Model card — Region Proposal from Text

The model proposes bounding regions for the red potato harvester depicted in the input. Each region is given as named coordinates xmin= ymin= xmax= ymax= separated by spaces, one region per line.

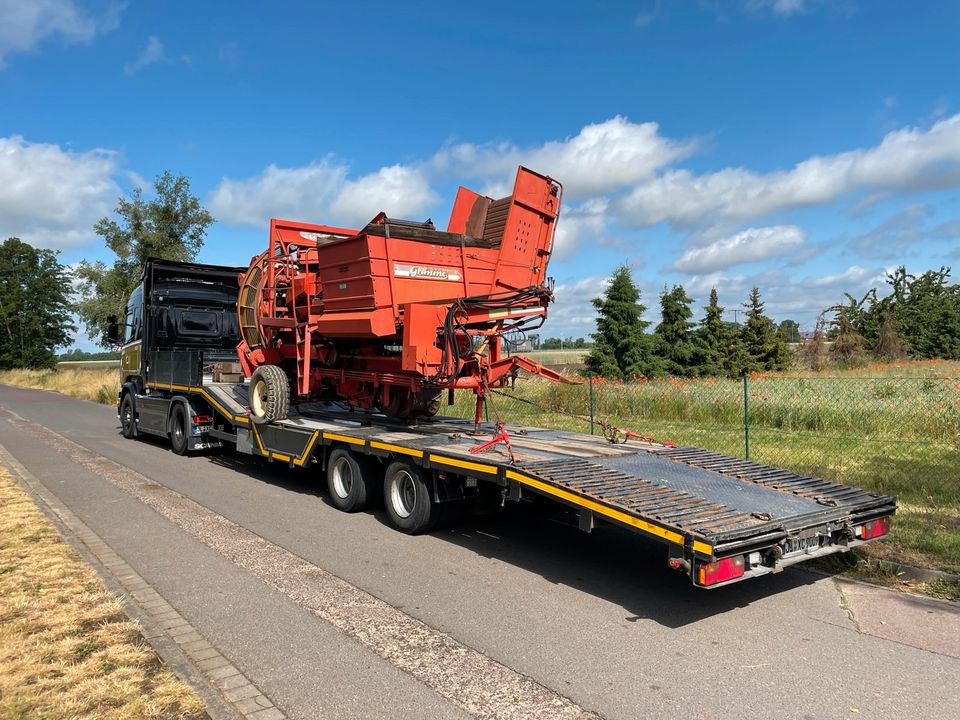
xmin=236 ymin=165 xmax=576 ymax=424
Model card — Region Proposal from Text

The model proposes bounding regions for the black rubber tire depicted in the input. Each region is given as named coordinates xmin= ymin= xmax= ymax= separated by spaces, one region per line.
xmin=412 ymin=390 xmax=442 ymax=418
xmin=249 ymin=365 xmax=290 ymax=424
xmin=120 ymin=394 xmax=137 ymax=439
xmin=326 ymin=447 xmax=376 ymax=512
xmin=382 ymin=460 xmax=437 ymax=533
xmin=169 ymin=404 xmax=189 ymax=456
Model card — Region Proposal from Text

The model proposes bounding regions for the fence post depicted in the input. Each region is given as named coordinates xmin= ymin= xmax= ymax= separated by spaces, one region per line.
xmin=588 ymin=372 xmax=595 ymax=435
xmin=742 ymin=372 xmax=750 ymax=460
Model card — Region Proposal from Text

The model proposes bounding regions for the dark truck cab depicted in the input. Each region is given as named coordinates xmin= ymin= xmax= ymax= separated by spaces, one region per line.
xmin=115 ymin=258 xmax=246 ymax=453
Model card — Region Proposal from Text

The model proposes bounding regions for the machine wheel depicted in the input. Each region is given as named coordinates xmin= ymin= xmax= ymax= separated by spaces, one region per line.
xmin=169 ymin=404 xmax=189 ymax=456
xmin=412 ymin=390 xmax=442 ymax=418
xmin=250 ymin=365 xmax=289 ymax=423
xmin=326 ymin=447 xmax=377 ymax=512
xmin=380 ymin=386 xmax=413 ymax=419
xmin=383 ymin=460 xmax=437 ymax=533
xmin=120 ymin=394 xmax=137 ymax=439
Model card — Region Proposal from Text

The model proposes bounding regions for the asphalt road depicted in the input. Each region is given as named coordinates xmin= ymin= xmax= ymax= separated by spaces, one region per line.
xmin=1 ymin=383 xmax=957 ymax=720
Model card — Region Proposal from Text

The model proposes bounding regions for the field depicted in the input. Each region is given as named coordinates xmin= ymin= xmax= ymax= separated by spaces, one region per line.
xmin=1 ymin=361 xmax=957 ymax=574
xmin=0 ymin=467 xmax=205 ymax=720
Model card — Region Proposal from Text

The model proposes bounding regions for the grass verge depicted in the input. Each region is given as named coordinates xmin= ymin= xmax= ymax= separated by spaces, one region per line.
xmin=0 ymin=368 xmax=119 ymax=405
xmin=0 ymin=467 xmax=207 ymax=720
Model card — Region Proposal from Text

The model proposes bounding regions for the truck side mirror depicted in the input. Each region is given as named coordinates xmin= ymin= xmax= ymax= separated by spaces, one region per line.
xmin=106 ymin=315 xmax=120 ymax=345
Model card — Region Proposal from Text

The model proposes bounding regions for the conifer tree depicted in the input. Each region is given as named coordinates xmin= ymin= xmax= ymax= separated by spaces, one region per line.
xmin=740 ymin=287 xmax=790 ymax=371
xmin=696 ymin=288 xmax=729 ymax=376
xmin=654 ymin=285 xmax=696 ymax=376
xmin=585 ymin=265 xmax=660 ymax=379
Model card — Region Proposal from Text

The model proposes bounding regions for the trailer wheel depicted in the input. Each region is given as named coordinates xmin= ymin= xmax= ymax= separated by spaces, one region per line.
xmin=169 ymin=405 xmax=189 ymax=456
xmin=383 ymin=460 xmax=437 ymax=533
xmin=120 ymin=394 xmax=137 ymax=439
xmin=250 ymin=365 xmax=289 ymax=423
xmin=326 ymin=447 xmax=375 ymax=512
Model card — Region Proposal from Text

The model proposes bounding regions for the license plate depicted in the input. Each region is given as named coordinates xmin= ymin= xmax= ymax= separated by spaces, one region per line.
xmin=782 ymin=536 xmax=821 ymax=556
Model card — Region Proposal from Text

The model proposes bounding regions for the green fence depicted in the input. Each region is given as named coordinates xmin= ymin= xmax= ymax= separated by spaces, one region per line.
xmin=446 ymin=373 xmax=960 ymax=518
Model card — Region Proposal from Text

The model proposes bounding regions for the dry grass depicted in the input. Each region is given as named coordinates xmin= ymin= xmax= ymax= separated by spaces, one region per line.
xmin=0 ymin=368 xmax=119 ymax=405
xmin=0 ymin=468 xmax=207 ymax=720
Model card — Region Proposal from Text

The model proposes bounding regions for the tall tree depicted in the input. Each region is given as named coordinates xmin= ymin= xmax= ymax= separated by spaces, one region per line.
xmin=585 ymin=264 xmax=660 ymax=379
xmin=0 ymin=238 xmax=75 ymax=369
xmin=654 ymin=284 xmax=696 ymax=376
xmin=740 ymin=287 xmax=790 ymax=371
xmin=778 ymin=319 xmax=801 ymax=343
xmin=696 ymin=288 xmax=730 ymax=376
xmin=75 ymin=172 xmax=214 ymax=346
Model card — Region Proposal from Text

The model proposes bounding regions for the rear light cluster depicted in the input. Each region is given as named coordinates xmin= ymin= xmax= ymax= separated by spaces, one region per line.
xmin=855 ymin=516 xmax=891 ymax=540
xmin=192 ymin=415 xmax=213 ymax=425
xmin=697 ymin=555 xmax=745 ymax=586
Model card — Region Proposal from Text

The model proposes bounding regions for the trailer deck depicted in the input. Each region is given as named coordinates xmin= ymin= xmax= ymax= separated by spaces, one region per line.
xmin=154 ymin=378 xmax=898 ymax=587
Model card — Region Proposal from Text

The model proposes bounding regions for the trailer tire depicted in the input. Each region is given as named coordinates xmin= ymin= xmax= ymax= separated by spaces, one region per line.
xmin=383 ymin=460 xmax=437 ymax=533
xmin=250 ymin=365 xmax=289 ymax=423
xmin=169 ymin=404 xmax=189 ymax=456
xmin=120 ymin=394 xmax=137 ymax=439
xmin=326 ymin=447 xmax=375 ymax=512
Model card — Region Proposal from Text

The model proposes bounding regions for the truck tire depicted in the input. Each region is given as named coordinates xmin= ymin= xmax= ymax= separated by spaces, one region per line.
xmin=120 ymin=394 xmax=137 ymax=439
xmin=169 ymin=404 xmax=189 ymax=455
xmin=383 ymin=460 xmax=437 ymax=533
xmin=250 ymin=365 xmax=289 ymax=423
xmin=326 ymin=447 xmax=375 ymax=512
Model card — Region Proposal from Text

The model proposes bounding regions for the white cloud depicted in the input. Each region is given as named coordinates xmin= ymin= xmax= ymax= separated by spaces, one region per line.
xmin=124 ymin=35 xmax=164 ymax=74
xmin=618 ymin=114 xmax=960 ymax=229
xmin=634 ymin=0 xmax=661 ymax=27
xmin=670 ymin=225 xmax=805 ymax=272
xmin=433 ymin=116 xmax=697 ymax=198
xmin=0 ymin=0 xmax=122 ymax=68
xmin=208 ymin=160 xmax=435 ymax=228
xmin=551 ymin=198 xmax=610 ymax=260
xmin=124 ymin=35 xmax=189 ymax=74
xmin=330 ymin=165 xmax=436 ymax=225
xmin=748 ymin=0 xmax=808 ymax=15
xmin=0 ymin=135 xmax=120 ymax=249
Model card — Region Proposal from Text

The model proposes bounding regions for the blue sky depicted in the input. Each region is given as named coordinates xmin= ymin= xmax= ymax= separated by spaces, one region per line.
xmin=2 ymin=0 xmax=959 ymax=349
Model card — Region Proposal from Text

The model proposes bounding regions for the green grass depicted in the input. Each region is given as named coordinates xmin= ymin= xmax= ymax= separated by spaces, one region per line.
xmin=451 ymin=361 xmax=960 ymax=574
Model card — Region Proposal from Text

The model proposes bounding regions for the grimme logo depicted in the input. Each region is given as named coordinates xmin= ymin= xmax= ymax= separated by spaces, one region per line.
xmin=394 ymin=263 xmax=462 ymax=282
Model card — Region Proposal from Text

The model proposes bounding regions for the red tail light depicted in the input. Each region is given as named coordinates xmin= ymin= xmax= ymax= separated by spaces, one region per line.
xmin=856 ymin=517 xmax=891 ymax=540
xmin=697 ymin=555 xmax=745 ymax=586
xmin=192 ymin=415 xmax=212 ymax=424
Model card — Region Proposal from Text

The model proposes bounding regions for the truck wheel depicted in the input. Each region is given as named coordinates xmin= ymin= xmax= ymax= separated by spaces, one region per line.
xmin=383 ymin=460 xmax=437 ymax=533
xmin=250 ymin=365 xmax=289 ymax=423
xmin=326 ymin=447 xmax=375 ymax=512
xmin=169 ymin=405 xmax=189 ymax=456
xmin=120 ymin=394 xmax=137 ymax=439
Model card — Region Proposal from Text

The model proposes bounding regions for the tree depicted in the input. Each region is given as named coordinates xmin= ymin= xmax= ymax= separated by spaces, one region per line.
xmin=654 ymin=284 xmax=696 ymax=376
xmin=585 ymin=264 xmax=660 ymax=379
xmin=829 ymin=304 xmax=867 ymax=365
xmin=75 ymin=172 xmax=214 ymax=345
xmin=778 ymin=319 xmax=801 ymax=343
xmin=0 ymin=238 xmax=75 ymax=369
xmin=740 ymin=288 xmax=790 ymax=372
xmin=696 ymin=288 xmax=730 ymax=376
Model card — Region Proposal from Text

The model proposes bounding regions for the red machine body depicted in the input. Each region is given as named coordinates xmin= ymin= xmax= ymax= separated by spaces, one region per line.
xmin=237 ymin=166 xmax=573 ymax=421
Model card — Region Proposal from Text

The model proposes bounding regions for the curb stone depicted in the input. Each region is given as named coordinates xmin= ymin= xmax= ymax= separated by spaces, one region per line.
xmin=0 ymin=442 xmax=287 ymax=720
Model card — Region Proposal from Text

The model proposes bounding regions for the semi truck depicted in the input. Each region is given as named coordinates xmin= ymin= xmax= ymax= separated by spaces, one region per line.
xmin=110 ymin=255 xmax=896 ymax=589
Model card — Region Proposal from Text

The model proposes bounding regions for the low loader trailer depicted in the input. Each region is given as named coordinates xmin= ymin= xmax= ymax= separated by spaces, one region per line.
xmin=112 ymin=257 xmax=896 ymax=589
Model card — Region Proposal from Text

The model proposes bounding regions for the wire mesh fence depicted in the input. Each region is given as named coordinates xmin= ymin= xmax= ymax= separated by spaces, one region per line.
xmin=446 ymin=372 xmax=960 ymax=507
